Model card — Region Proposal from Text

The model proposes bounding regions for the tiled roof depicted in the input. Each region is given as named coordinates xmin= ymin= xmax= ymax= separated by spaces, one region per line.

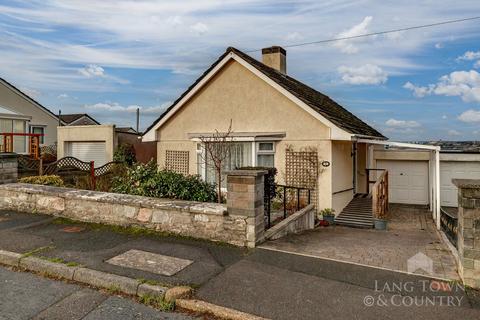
xmin=420 ymin=141 xmax=480 ymax=153
xmin=144 ymin=47 xmax=386 ymax=139
xmin=60 ymin=113 xmax=99 ymax=125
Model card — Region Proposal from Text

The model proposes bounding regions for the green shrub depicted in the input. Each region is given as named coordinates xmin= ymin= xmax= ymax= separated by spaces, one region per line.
xmin=111 ymin=161 xmax=217 ymax=202
xmin=114 ymin=143 xmax=136 ymax=165
xmin=19 ymin=175 xmax=64 ymax=187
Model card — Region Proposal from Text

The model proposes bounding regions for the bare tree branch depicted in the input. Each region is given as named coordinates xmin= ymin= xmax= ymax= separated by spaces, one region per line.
xmin=198 ymin=119 xmax=233 ymax=203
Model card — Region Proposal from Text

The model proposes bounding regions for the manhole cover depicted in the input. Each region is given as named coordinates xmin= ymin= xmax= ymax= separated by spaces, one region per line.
xmin=61 ymin=226 xmax=85 ymax=233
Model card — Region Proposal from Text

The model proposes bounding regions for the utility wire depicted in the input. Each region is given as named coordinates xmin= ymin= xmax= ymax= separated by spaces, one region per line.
xmin=245 ymin=16 xmax=480 ymax=52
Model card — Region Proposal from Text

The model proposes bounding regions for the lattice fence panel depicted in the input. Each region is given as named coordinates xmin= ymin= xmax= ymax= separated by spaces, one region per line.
xmin=285 ymin=151 xmax=319 ymax=207
xmin=165 ymin=150 xmax=189 ymax=175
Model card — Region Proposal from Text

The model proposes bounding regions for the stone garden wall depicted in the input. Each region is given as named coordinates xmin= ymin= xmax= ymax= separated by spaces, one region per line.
xmin=0 ymin=183 xmax=251 ymax=247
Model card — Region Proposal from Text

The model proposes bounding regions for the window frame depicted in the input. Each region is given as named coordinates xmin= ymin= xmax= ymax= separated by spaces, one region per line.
xmin=30 ymin=125 xmax=46 ymax=144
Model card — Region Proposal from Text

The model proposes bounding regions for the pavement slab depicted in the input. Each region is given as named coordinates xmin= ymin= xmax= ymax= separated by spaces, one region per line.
xmin=0 ymin=265 xmax=195 ymax=320
xmin=106 ymin=249 xmax=193 ymax=276
xmin=82 ymin=296 xmax=194 ymax=320
xmin=32 ymin=288 xmax=108 ymax=320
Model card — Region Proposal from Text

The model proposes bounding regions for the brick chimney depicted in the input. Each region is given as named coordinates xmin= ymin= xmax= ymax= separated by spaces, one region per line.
xmin=262 ymin=46 xmax=286 ymax=74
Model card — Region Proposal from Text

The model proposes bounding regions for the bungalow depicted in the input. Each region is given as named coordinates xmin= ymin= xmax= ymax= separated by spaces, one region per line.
xmin=143 ymin=46 xmax=442 ymax=228
xmin=0 ymin=77 xmax=100 ymax=154
xmin=0 ymin=77 xmax=59 ymax=152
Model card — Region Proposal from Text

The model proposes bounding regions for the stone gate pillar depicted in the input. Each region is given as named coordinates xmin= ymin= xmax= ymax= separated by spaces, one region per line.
xmin=226 ymin=170 xmax=267 ymax=248
xmin=453 ymin=179 xmax=480 ymax=288
xmin=0 ymin=153 xmax=18 ymax=184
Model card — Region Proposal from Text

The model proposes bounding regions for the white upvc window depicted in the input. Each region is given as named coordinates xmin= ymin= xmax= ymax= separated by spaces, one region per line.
xmin=196 ymin=140 xmax=276 ymax=187
xmin=256 ymin=142 xmax=275 ymax=168
xmin=30 ymin=125 xmax=45 ymax=144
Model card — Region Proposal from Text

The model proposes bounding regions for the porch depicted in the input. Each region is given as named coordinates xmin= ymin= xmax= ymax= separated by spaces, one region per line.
xmin=261 ymin=204 xmax=459 ymax=280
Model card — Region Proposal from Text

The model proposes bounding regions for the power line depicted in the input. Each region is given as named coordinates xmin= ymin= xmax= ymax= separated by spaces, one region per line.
xmin=245 ymin=16 xmax=480 ymax=52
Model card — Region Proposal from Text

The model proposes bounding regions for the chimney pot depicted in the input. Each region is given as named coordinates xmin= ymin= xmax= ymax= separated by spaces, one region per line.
xmin=262 ymin=46 xmax=286 ymax=74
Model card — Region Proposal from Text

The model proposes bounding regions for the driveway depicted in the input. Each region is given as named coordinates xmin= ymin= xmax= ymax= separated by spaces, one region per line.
xmin=260 ymin=204 xmax=459 ymax=280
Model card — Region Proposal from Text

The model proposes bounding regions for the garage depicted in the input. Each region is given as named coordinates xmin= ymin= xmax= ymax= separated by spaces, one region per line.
xmin=440 ymin=161 xmax=480 ymax=207
xmin=65 ymin=141 xmax=107 ymax=166
xmin=377 ymin=160 xmax=429 ymax=205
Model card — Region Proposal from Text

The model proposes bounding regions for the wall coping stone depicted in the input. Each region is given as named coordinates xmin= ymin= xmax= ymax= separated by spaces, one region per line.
xmin=0 ymin=153 xmax=18 ymax=159
xmin=263 ymin=204 xmax=315 ymax=240
xmin=0 ymin=183 xmax=227 ymax=215
xmin=453 ymin=179 xmax=480 ymax=189
xmin=225 ymin=170 xmax=267 ymax=177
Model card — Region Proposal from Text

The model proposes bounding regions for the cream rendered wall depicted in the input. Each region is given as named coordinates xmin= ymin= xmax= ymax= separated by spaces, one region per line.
xmin=57 ymin=125 xmax=117 ymax=161
xmin=356 ymin=143 xmax=368 ymax=194
xmin=0 ymin=82 xmax=58 ymax=146
xmin=156 ymin=60 xmax=334 ymax=209
xmin=331 ymin=140 xmax=354 ymax=215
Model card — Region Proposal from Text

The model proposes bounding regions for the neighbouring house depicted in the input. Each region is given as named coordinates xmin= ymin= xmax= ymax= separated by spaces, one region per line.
xmin=142 ymin=46 xmax=445 ymax=227
xmin=373 ymin=141 xmax=480 ymax=208
xmin=0 ymin=77 xmax=59 ymax=152
xmin=57 ymin=124 xmax=155 ymax=166
xmin=59 ymin=113 xmax=100 ymax=126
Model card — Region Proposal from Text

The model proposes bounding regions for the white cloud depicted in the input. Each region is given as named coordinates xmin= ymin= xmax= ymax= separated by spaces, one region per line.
xmin=85 ymin=102 xmax=170 ymax=114
xmin=385 ymin=118 xmax=421 ymax=128
xmin=190 ymin=22 xmax=208 ymax=35
xmin=338 ymin=64 xmax=387 ymax=85
xmin=78 ymin=64 xmax=105 ymax=78
xmin=441 ymin=115 xmax=447 ymax=119
xmin=457 ymin=51 xmax=480 ymax=61
xmin=458 ymin=109 xmax=480 ymax=123
xmin=333 ymin=16 xmax=373 ymax=54
xmin=448 ymin=129 xmax=461 ymax=136
xmin=435 ymin=43 xmax=444 ymax=49
xmin=404 ymin=70 xmax=480 ymax=102
xmin=403 ymin=82 xmax=434 ymax=98
xmin=57 ymin=93 xmax=69 ymax=99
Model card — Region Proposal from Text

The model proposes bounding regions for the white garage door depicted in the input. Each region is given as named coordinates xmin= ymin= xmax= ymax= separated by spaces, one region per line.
xmin=66 ymin=142 xmax=107 ymax=166
xmin=377 ymin=160 xmax=429 ymax=205
xmin=441 ymin=161 xmax=480 ymax=207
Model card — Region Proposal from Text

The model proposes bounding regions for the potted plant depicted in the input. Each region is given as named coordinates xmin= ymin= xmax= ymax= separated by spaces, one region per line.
xmin=374 ymin=210 xmax=388 ymax=230
xmin=320 ymin=208 xmax=335 ymax=225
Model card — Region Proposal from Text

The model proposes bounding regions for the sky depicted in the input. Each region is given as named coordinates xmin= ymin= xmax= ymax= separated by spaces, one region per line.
xmin=0 ymin=0 xmax=480 ymax=140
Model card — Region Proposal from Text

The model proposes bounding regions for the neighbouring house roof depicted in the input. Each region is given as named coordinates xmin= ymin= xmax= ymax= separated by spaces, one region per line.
xmin=420 ymin=141 xmax=480 ymax=153
xmin=115 ymin=127 xmax=139 ymax=134
xmin=60 ymin=113 xmax=100 ymax=126
xmin=0 ymin=77 xmax=59 ymax=122
xmin=143 ymin=47 xmax=386 ymax=140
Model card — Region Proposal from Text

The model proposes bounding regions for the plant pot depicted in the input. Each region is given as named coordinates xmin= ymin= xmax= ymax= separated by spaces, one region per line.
xmin=374 ymin=218 xmax=387 ymax=230
xmin=323 ymin=215 xmax=335 ymax=225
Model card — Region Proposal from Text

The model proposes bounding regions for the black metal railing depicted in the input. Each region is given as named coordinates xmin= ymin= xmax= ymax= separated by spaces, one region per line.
xmin=440 ymin=207 xmax=458 ymax=248
xmin=265 ymin=184 xmax=312 ymax=229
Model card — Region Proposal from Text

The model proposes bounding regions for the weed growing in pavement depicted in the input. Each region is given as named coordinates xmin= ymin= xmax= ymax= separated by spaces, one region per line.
xmin=37 ymin=256 xmax=82 ymax=267
xmin=139 ymin=294 xmax=175 ymax=311
xmin=137 ymin=278 xmax=165 ymax=286
xmin=22 ymin=246 xmax=55 ymax=258
xmin=106 ymin=285 xmax=122 ymax=294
